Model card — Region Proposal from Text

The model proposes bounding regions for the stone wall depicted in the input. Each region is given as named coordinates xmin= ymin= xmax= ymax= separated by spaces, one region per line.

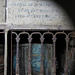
xmin=0 ymin=0 xmax=5 ymax=23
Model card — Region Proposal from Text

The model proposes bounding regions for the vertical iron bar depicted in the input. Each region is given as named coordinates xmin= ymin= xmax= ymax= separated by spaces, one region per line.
xmin=15 ymin=35 xmax=20 ymax=75
xmin=40 ymin=35 xmax=44 ymax=75
xmin=64 ymin=36 xmax=69 ymax=75
xmin=28 ymin=36 xmax=32 ymax=75
xmin=11 ymin=31 xmax=12 ymax=75
xmin=4 ymin=29 xmax=8 ymax=75
xmin=52 ymin=35 xmax=56 ymax=75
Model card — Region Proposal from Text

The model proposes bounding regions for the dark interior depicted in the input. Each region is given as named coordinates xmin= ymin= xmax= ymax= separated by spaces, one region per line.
xmin=0 ymin=33 xmax=4 ymax=75
xmin=56 ymin=34 xmax=66 ymax=75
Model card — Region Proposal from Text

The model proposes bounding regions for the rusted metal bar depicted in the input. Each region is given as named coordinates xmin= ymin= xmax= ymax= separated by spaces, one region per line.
xmin=52 ymin=35 xmax=56 ymax=75
xmin=28 ymin=35 xmax=32 ymax=75
xmin=40 ymin=35 xmax=44 ymax=75
xmin=64 ymin=36 xmax=69 ymax=75
xmin=15 ymin=35 xmax=20 ymax=75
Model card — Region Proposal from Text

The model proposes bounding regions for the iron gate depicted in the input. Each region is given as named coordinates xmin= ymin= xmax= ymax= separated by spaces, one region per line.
xmin=10 ymin=31 xmax=75 ymax=75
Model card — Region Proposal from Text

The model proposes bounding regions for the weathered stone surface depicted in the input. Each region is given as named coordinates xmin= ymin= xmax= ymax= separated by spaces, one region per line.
xmin=0 ymin=0 xmax=5 ymax=23
xmin=7 ymin=0 xmax=74 ymax=30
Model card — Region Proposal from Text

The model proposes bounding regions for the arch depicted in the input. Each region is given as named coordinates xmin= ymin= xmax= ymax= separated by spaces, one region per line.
xmin=55 ymin=32 xmax=67 ymax=38
xmin=31 ymin=32 xmax=42 ymax=37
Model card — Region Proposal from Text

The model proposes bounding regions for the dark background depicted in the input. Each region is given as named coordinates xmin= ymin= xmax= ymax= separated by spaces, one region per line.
xmin=54 ymin=0 xmax=75 ymax=28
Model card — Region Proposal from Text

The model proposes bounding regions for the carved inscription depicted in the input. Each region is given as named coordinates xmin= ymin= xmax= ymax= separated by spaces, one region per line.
xmin=7 ymin=0 xmax=63 ymax=24
xmin=7 ymin=0 xmax=74 ymax=30
xmin=9 ymin=0 xmax=61 ymax=19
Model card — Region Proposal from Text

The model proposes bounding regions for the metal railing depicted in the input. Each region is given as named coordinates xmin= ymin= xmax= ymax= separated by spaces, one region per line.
xmin=10 ymin=31 xmax=75 ymax=75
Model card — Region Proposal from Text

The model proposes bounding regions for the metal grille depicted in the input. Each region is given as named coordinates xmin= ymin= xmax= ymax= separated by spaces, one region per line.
xmin=11 ymin=31 xmax=75 ymax=75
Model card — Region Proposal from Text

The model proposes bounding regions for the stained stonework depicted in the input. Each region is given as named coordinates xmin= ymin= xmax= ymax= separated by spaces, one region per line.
xmin=7 ymin=0 xmax=74 ymax=30
xmin=0 ymin=0 xmax=74 ymax=30
xmin=0 ymin=0 xmax=5 ymax=23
